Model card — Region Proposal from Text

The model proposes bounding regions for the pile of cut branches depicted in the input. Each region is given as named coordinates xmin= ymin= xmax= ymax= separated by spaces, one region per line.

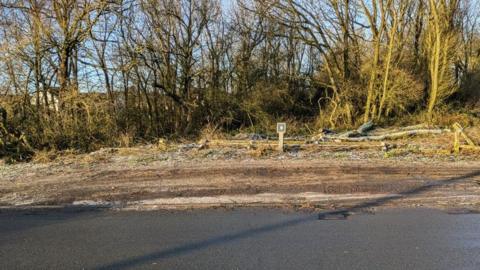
xmin=319 ymin=121 xmax=449 ymax=142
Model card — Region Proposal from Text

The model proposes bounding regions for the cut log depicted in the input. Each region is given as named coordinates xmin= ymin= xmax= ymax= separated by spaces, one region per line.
xmin=357 ymin=120 xmax=375 ymax=134
xmin=397 ymin=124 xmax=429 ymax=131
xmin=336 ymin=121 xmax=375 ymax=138
xmin=338 ymin=130 xmax=360 ymax=138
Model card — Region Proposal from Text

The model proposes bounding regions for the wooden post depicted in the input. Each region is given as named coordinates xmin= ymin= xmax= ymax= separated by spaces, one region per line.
xmin=277 ymin=123 xmax=286 ymax=152
xmin=454 ymin=130 xmax=460 ymax=155
xmin=278 ymin=132 xmax=284 ymax=152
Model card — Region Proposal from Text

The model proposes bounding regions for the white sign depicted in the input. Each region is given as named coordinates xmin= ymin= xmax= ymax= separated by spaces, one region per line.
xmin=277 ymin=123 xmax=286 ymax=133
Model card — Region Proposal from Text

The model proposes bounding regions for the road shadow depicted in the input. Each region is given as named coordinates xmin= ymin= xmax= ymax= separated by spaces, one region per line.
xmin=0 ymin=205 xmax=110 ymax=235
xmin=318 ymin=170 xmax=480 ymax=219
xmin=95 ymin=169 xmax=480 ymax=270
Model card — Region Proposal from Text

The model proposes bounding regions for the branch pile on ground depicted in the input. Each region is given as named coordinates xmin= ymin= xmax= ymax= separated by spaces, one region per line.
xmin=321 ymin=122 xmax=449 ymax=142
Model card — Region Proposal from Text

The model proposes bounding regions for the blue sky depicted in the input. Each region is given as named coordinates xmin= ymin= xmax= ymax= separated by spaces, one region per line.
xmin=221 ymin=0 xmax=233 ymax=9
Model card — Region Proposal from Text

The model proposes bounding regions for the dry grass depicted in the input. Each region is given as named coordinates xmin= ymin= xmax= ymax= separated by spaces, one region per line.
xmin=199 ymin=124 xmax=227 ymax=141
xmin=248 ymin=144 xmax=275 ymax=158
xmin=32 ymin=150 xmax=59 ymax=163
xmin=117 ymin=132 xmax=134 ymax=148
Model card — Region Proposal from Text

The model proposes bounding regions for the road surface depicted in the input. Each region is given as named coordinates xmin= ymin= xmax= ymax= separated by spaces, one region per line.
xmin=1 ymin=208 xmax=480 ymax=270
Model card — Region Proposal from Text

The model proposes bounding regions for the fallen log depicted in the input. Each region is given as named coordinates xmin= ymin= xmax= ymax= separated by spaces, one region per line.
xmin=325 ymin=129 xmax=448 ymax=142
xmin=336 ymin=121 xmax=375 ymax=138
xmin=357 ymin=120 xmax=375 ymax=134
xmin=371 ymin=124 xmax=430 ymax=135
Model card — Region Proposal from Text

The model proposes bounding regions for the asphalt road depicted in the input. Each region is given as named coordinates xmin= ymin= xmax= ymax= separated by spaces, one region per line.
xmin=1 ymin=208 xmax=479 ymax=270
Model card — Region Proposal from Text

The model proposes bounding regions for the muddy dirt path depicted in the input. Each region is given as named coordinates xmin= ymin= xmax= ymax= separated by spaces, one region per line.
xmin=1 ymin=159 xmax=480 ymax=211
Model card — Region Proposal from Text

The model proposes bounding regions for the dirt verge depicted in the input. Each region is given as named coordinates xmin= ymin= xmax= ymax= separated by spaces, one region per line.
xmin=1 ymin=157 xmax=480 ymax=212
